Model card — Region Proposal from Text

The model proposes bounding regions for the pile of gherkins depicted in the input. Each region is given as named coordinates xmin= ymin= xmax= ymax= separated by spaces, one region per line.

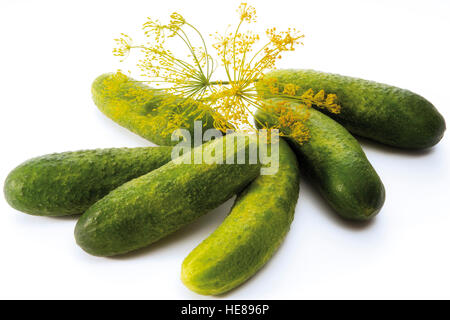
xmin=4 ymin=70 xmax=446 ymax=295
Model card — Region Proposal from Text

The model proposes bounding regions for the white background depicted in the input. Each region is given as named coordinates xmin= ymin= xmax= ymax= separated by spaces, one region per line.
xmin=0 ymin=0 xmax=449 ymax=300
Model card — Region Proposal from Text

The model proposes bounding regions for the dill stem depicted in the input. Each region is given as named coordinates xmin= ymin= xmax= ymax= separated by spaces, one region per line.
xmin=208 ymin=80 xmax=230 ymax=85
xmin=208 ymin=79 xmax=259 ymax=86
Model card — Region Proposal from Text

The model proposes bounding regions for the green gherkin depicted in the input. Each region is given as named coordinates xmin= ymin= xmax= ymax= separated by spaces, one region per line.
xmin=75 ymin=134 xmax=262 ymax=257
xmin=4 ymin=147 xmax=174 ymax=216
xmin=255 ymin=99 xmax=385 ymax=221
xmin=181 ymin=139 xmax=300 ymax=295
xmin=257 ymin=69 xmax=446 ymax=149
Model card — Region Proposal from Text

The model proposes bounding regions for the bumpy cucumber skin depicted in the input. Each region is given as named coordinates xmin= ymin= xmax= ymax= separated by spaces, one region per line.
xmin=92 ymin=73 xmax=216 ymax=146
xmin=257 ymin=69 xmax=446 ymax=149
xmin=75 ymin=135 xmax=262 ymax=257
xmin=4 ymin=147 xmax=173 ymax=216
xmin=256 ymin=100 xmax=385 ymax=220
xmin=181 ymin=140 xmax=300 ymax=295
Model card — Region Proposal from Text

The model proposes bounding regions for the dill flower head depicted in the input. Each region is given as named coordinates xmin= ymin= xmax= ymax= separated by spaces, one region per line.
xmin=238 ymin=2 xmax=257 ymax=23
xmin=111 ymin=2 xmax=340 ymax=144
xmin=113 ymin=34 xmax=134 ymax=61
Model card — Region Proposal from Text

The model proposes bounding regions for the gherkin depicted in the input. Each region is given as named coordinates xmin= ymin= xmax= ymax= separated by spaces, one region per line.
xmin=4 ymin=147 xmax=174 ymax=216
xmin=75 ymin=134 xmax=262 ymax=257
xmin=92 ymin=72 xmax=218 ymax=146
xmin=182 ymin=139 xmax=300 ymax=295
xmin=256 ymin=99 xmax=385 ymax=221
xmin=256 ymin=69 xmax=446 ymax=149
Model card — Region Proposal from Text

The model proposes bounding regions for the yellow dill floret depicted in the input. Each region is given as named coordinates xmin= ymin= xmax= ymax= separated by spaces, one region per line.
xmin=260 ymin=77 xmax=341 ymax=115
xmin=113 ymin=34 xmax=134 ymax=61
xmin=266 ymin=27 xmax=304 ymax=52
xmin=259 ymin=100 xmax=311 ymax=145
xmin=238 ymin=2 xmax=257 ymax=23
xmin=282 ymin=83 xmax=298 ymax=96
xmin=300 ymin=88 xmax=341 ymax=114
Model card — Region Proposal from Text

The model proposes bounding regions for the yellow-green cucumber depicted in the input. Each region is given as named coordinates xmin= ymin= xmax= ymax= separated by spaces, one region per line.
xmin=92 ymin=72 xmax=217 ymax=146
xmin=181 ymin=139 xmax=300 ymax=295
